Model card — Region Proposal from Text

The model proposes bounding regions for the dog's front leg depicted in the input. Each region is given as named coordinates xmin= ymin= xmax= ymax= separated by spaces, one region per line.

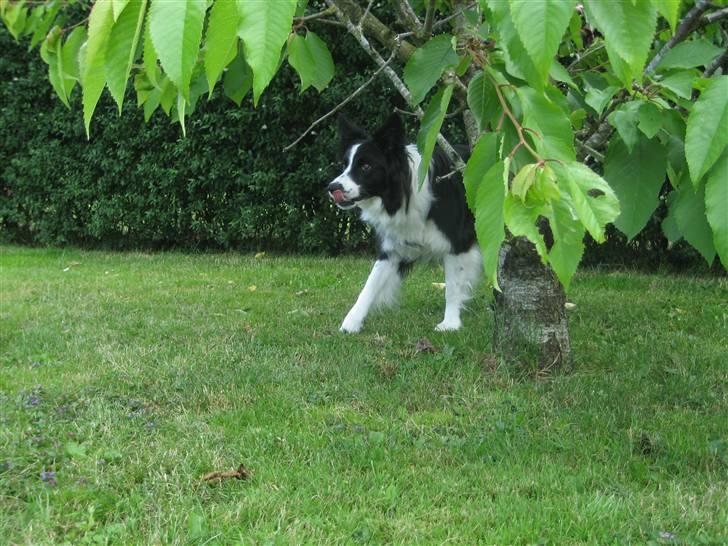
xmin=340 ymin=259 xmax=399 ymax=333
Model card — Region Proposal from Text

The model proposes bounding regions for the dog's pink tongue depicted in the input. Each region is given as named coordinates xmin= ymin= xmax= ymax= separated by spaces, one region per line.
xmin=332 ymin=189 xmax=346 ymax=203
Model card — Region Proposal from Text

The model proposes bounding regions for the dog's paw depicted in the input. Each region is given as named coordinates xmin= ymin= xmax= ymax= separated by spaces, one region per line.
xmin=339 ymin=319 xmax=363 ymax=333
xmin=435 ymin=319 xmax=461 ymax=332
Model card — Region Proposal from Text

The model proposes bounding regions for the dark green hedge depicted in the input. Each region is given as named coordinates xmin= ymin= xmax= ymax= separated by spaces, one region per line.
xmin=0 ymin=27 xmax=706 ymax=268
xmin=0 ymin=27 xmax=406 ymax=253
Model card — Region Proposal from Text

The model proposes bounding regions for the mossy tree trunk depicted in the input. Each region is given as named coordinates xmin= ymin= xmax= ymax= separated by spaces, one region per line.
xmin=493 ymin=236 xmax=571 ymax=372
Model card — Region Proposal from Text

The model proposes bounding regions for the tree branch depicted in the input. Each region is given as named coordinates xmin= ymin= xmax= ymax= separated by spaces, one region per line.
xmin=579 ymin=1 xmax=721 ymax=161
xmin=422 ymin=0 xmax=436 ymax=40
xmin=329 ymin=0 xmax=416 ymax=62
xmin=704 ymin=46 xmax=728 ymax=77
xmin=704 ymin=6 xmax=728 ymax=25
xmin=644 ymin=0 xmax=712 ymax=76
xmin=283 ymin=49 xmax=399 ymax=151
xmin=325 ymin=0 xmax=465 ymax=173
xmin=389 ymin=0 xmax=423 ymax=35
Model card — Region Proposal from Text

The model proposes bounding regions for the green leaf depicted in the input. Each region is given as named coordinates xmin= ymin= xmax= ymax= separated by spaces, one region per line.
xmin=508 ymin=0 xmax=576 ymax=87
xmin=287 ymin=31 xmax=335 ymax=93
xmin=561 ymin=162 xmax=620 ymax=243
xmin=176 ymin=92 xmax=186 ymax=136
xmin=607 ymin=101 xmax=641 ymax=153
xmin=143 ymin=11 xmax=159 ymax=87
xmin=705 ymin=151 xmax=728 ymax=268
xmin=671 ymin=182 xmax=716 ymax=264
xmin=82 ymin=0 xmax=115 ymax=137
xmin=603 ymin=39 xmax=635 ymax=89
xmin=583 ymin=0 xmax=657 ymax=79
xmin=654 ymin=69 xmax=697 ymax=100
xmin=159 ymin=76 xmax=176 ymax=114
xmin=416 ymin=84 xmax=454 ymax=185
xmin=237 ymin=0 xmax=297 ymax=106
xmin=568 ymin=9 xmax=583 ymax=49
xmin=467 ymin=71 xmax=499 ymax=131
xmin=105 ymin=0 xmax=147 ymax=112
xmin=204 ymin=0 xmax=239 ymax=94
xmin=546 ymin=193 xmax=585 ymax=290
xmin=112 ymin=0 xmax=130 ymax=21
xmin=584 ymin=85 xmax=618 ymax=116
xmin=503 ymin=195 xmax=548 ymax=259
xmin=30 ymin=1 xmax=61 ymax=50
xmin=40 ymin=27 xmax=68 ymax=107
xmin=475 ymin=160 xmax=507 ymax=289
xmin=685 ymin=76 xmax=728 ymax=186
xmin=403 ymin=35 xmax=459 ymax=105
xmin=519 ymin=86 xmax=576 ymax=162
xmin=511 ymin=163 xmax=538 ymax=202
xmin=60 ymin=27 xmax=86 ymax=100
xmin=603 ymin=134 xmax=667 ymax=240
xmin=662 ymin=199 xmax=682 ymax=243
xmin=653 ymin=0 xmax=681 ymax=33
xmin=65 ymin=441 xmax=87 ymax=459
xmin=463 ymin=132 xmax=498 ymax=211
xmin=149 ymin=0 xmax=206 ymax=101
xmin=223 ymin=51 xmax=252 ymax=106
xmin=529 ymin=164 xmax=561 ymax=204
xmin=486 ymin=0 xmax=543 ymax=90
xmin=656 ymin=39 xmax=724 ymax=71
xmin=637 ymin=101 xmax=662 ymax=139
xmin=550 ymin=60 xmax=576 ymax=89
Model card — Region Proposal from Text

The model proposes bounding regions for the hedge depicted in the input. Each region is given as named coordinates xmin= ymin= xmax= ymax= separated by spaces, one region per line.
xmin=0 ymin=26 xmax=404 ymax=253
xmin=0 ymin=27 xmax=705 ymax=268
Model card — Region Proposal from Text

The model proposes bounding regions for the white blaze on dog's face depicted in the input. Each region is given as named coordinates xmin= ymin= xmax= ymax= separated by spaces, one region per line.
xmin=327 ymin=114 xmax=406 ymax=211
xmin=328 ymin=144 xmax=363 ymax=210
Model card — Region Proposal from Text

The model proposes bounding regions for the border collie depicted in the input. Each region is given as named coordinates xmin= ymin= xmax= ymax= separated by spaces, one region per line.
xmin=328 ymin=113 xmax=482 ymax=333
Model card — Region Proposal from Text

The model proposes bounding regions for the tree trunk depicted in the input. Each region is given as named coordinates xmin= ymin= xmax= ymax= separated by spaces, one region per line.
xmin=493 ymin=237 xmax=571 ymax=372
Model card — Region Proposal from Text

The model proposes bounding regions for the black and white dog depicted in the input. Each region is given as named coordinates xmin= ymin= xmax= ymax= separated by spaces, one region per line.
xmin=328 ymin=113 xmax=482 ymax=333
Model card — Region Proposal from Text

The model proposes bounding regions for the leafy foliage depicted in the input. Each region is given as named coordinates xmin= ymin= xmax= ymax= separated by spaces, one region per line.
xmin=1 ymin=0 xmax=727 ymax=283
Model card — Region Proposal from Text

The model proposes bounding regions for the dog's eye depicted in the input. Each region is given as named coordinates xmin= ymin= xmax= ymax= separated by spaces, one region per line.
xmin=360 ymin=163 xmax=372 ymax=172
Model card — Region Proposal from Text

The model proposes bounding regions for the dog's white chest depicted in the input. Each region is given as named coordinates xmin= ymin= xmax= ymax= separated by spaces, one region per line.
xmin=359 ymin=200 xmax=452 ymax=261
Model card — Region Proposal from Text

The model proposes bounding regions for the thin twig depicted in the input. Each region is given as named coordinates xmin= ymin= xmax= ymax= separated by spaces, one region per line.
xmin=293 ymin=7 xmax=336 ymax=24
xmin=436 ymin=166 xmax=465 ymax=182
xmin=575 ymin=140 xmax=605 ymax=163
xmin=645 ymin=0 xmax=712 ymax=76
xmin=704 ymin=6 xmax=728 ymax=25
xmin=488 ymin=76 xmax=541 ymax=160
xmin=422 ymin=0 xmax=437 ymax=40
xmin=359 ymin=0 xmax=375 ymax=31
xmin=390 ymin=0 xmax=423 ymax=35
xmin=394 ymin=107 xmax=418 ymax=117
xmin=283 ymin=49 xmax=399 ymax=152
xmin=432 ymin=1 xmax=478 ymax=30
xmin=325 ymin=0 xmax=466 ymax=172
xmin=704 ymin=46 xmax=728 ymax=77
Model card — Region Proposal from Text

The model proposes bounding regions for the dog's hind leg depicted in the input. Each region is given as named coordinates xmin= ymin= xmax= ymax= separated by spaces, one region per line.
xmin=340 ymin=257 xmax=401 ymax=333
xmin=436 ymin=245 xmax=482 ymax=331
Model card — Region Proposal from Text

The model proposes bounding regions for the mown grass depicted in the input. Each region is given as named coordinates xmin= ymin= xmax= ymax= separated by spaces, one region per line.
xmin=0 ymin=245 xmax=726 ymax=545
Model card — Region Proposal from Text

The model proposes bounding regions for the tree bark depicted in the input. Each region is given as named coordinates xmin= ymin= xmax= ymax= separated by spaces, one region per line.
xmin=493 ymin=237 xmax=572 ymax=373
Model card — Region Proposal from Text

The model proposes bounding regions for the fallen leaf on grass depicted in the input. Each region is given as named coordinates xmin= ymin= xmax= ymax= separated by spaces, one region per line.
xmin=295 ymin=289 xmax=309 ymax=296
xmin=415 ymin=338 xmax=438 ymax=353
xmin=431 ymin=282 xmax=446 ymax=290
xmin=202 ymin=464 xmax=251 ymax=483
xmin=254 ymin=252 xmax=266 ymax=259
xmin=248 ymin=285 xmax=257 ymax=292
xmin=564 ymin=302 xmax=576 ymax=310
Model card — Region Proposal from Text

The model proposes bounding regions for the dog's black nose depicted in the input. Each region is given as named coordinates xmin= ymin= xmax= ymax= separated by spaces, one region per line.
xmin=328 ymin=182 xmax=343 ymax=193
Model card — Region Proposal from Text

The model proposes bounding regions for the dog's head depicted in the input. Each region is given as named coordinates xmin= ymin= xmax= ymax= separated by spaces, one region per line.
xmin=327 ymin=113 xmax=406 ymax=210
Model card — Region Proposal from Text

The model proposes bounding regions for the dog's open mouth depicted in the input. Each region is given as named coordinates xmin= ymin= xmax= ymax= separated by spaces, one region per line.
xmin=330 ymin=189 xmax=356 ymax=209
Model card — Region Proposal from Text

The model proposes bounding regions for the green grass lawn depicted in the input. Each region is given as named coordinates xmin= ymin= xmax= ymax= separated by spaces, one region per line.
xmin=1 ymin=245 xmax=726 ymax=545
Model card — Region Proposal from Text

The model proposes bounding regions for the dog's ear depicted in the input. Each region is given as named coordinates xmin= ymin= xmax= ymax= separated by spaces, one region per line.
xmin=338 ymin=114 xmax=368 ymax=152
xmin=373 ymin=113 xmax=405 ymax=154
